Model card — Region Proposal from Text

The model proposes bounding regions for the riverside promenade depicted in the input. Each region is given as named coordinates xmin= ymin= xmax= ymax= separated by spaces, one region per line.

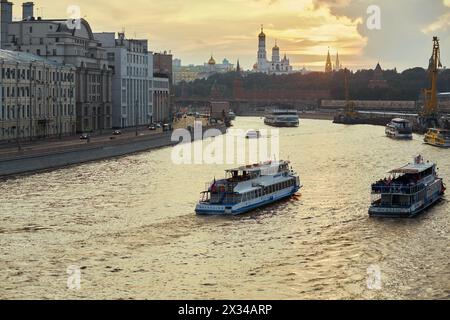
xmin=0 ymin=127 xmax=163 ymax=160
xmin=0 ymin=123 xmax=226 ymax=178
xmin=0 ymin=128 xmax=175 ymax=178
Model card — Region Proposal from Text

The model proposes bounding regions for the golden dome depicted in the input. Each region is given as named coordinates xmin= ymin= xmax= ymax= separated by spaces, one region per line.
xmin=208 ymin=55 xmax=216 ymax=65
xmin=258 ymin=25 xmax=265 ymax=38
xmin=273 ymin=40 xmax=279 ymax=50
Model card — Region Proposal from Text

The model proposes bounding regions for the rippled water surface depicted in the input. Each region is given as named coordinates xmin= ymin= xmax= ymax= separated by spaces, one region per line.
xmin=0 ymin=118 xmax=449 ymax=299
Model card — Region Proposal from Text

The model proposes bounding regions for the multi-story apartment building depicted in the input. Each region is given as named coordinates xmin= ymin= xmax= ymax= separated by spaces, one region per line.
xmin=153 ymin=51 xmax=173 ymax=85
xmin=153 ymin=52 xmax=172 ymax=123
xmin=0 ymin=49 xmax=76 ymax=142
xmin=152 ymin=76 xmax=170 ymax=123
xmin=1 ymin=1 xmax=112 ymax=133
xmin=94 ymin=32 xmax=153 ymax=128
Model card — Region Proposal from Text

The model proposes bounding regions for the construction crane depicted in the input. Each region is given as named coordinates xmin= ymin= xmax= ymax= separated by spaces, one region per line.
xmin=344 ymin=68 xmax=357 ymax=118
xmin=333 ymin=68 xmax=359 ymax=124
xmin=420 ymin=36 xmax=442 ymax=129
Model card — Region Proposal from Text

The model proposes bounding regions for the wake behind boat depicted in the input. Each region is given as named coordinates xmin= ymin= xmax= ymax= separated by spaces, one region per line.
xmin=195 ymin=160 xmax=302 ymax=215
xmin=369 ymin=155 xmax=445 ymax=218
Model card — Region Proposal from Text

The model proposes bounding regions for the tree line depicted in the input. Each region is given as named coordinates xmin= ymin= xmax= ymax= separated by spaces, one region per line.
xmin=174 ymin=68 xmax=450 ymax=101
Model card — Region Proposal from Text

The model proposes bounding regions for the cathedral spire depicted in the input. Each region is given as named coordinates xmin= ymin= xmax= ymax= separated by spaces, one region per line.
xmin=335 ymin=51 xmax=341 ymax=71
xmin=236 ymin=59 xmax=241 ymax=73
xmin=325 ymin=48 xmax=333 ymax=73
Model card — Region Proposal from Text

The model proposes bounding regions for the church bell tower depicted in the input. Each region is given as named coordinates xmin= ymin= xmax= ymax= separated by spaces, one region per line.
xmin=257 ymin=25 xmax=267 ymax=71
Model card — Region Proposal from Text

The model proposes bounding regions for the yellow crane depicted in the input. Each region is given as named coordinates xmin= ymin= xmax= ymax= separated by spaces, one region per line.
xmin=421 ymin=36 xmax=442 ymax=125
xmin=333 ymin=68 xmax=359 ymax=124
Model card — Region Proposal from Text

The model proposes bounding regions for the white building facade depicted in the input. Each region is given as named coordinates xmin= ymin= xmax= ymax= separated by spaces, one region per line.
xmin=254 ymin=26 xmax=293 ymax=75
xmin=0 ymin=49 xmax=76 ymax=142
xmin=1 ymin=1 xmax=112 ymax=133
xmin=94 ymin=32 xmax=153 ymax=128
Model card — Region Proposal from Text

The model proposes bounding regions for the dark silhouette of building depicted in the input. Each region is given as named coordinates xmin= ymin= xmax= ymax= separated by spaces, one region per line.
xmin=369 ymin=63 xmax=389 ymax=89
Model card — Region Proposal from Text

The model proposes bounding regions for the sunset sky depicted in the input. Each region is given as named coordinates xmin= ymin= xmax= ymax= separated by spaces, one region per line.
xmin=7 ymin=0 xmax=450 ymax=71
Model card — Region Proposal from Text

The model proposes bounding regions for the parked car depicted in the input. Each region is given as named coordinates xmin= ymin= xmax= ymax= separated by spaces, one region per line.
xmin=80 ymin=133 xmax=90 ymax=140
xmin=148 ymin=125 xmax=157 ymax=131
xmin=112 ymin=130 xmax=122 ymax=135
xmin=156 ymin=123 xmax=162 ymax=129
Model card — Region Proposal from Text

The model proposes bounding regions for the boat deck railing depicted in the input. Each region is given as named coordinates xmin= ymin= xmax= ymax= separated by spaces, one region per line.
xmin=370 ymin=201 xmax=412 ymax=209
xmin=371 ymin=183 xmax=423 ymax=195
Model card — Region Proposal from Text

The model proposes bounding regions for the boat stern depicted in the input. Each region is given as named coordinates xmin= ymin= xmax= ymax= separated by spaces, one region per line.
xmin=195 ymin=203 xmax=235 ymax=215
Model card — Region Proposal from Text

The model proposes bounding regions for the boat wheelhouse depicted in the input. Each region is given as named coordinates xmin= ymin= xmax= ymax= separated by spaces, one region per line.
xmin=264 ymin=110 xmax=299 ymax=127
xmin=424 ymin=128 xmax=450 ymax=148
xmin=369 ymin=155 xmax=445 ymax=218
xmin=385 ymin=118 xmax=413 ymax=139
xmin=196 ymin=160 xmax=302 ymax=215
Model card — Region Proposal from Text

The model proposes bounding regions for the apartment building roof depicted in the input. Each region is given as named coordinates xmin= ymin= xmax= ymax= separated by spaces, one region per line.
xmin=0 ymin=49 xmax=74 ymax=68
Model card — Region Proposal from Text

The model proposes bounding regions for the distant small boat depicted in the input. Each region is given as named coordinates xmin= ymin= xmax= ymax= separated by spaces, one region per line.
xmin=264 ymin=109 xmax=299 ymax=127
xmin=228 ymin=111 xmax=236 ymax=120
xmin=424 ymin=128 xmax=450 ymax=148
xmin=245 ymin=130 xmax=261 ymax=139
xmin=385 ymin=118 xmax=413 ymax=139
xmin=369 ymin=155 xmax=445 ymax=218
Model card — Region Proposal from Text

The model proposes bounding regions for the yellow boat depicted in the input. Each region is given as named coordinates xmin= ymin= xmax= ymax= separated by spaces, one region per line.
xmin=424 ymin=128 xmax=450 ymax=148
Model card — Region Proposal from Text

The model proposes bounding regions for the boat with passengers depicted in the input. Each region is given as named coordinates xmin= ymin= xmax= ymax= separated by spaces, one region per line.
xmin=369 ymin=155 xmax=445 ymax=218
xmin=195 ymin=160 xmax=302 ymax=215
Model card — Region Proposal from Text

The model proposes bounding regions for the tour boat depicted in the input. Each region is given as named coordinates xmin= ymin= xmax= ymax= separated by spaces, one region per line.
xmin=424 ymin=128 xmax=450 ymax=148
xmin=195 ymin=160 xmax=302 ymax=215
xmin=264 ymin=110 xmax=299 ymax=127
xmin=385 ymin=118 xmax=413 ymax=139
xmin=369 ymin=155 xmax=445 ymax=218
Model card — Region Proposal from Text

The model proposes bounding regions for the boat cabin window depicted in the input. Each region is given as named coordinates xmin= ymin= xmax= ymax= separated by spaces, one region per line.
xmin=228 ymin=170 xmax=259 ymax=182
xmin=264 ymin=179 xmax=295 ymax=195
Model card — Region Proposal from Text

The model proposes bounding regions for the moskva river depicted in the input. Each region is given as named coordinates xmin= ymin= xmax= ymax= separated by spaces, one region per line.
xmin=0 ymin=118 xmax=449 ymax=299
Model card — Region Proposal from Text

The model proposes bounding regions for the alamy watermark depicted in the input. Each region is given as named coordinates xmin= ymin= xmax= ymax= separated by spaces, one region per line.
xmin=366 ymin=5 xmax=381 ymax=30
xmin=66 ymin=5 xmax=82 ymax=30
xmin=67 ymin=265 xmax=81 ymax=290
xmin=366 ymin=264 xmax=382 ymax=290
xmin=171 ymin=121 xmax=280 ymax=165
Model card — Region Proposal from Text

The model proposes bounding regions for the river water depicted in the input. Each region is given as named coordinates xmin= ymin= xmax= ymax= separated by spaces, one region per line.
xmin=0 ymin=118 xmax=449 ymax=299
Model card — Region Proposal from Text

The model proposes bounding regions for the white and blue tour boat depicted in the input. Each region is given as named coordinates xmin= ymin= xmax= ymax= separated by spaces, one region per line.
xmin=385 ymin=118 xmax=413 ymax=139
xmin=369 ymin=155 xmax=445 ymax=218
xmin=196 ymin=160 xmax=302 ymax=215
xmin=264 ymin=110 xmax=299 ymax=127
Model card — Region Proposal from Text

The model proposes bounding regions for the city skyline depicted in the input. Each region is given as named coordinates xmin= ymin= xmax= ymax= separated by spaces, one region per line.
xmin=3 ymin=0 xmax=450 ymax=71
